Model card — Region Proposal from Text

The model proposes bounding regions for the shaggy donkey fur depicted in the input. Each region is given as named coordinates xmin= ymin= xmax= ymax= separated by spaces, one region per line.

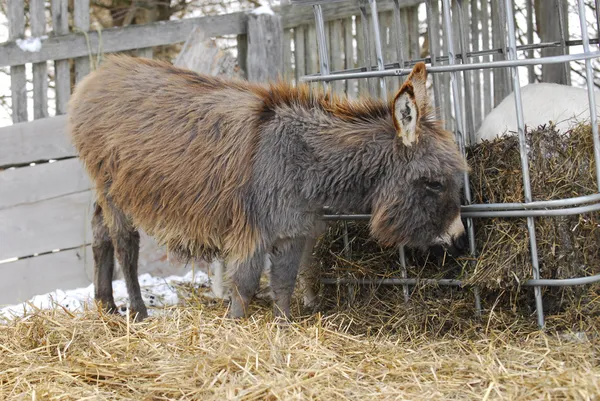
xmin=68 ymin=55 xmax=468 ymax=321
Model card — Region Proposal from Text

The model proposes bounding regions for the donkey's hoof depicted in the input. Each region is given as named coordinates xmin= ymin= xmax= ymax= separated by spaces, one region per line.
xmin=129 ymin=310 xmax=148 ymax=322
xmin=96 ymin=299 xmax=119 ymax=315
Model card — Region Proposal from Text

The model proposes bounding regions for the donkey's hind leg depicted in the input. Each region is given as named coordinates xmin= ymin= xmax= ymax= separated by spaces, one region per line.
xmin=92 ymin=202 xmax=118 ymax=313
xmin=104 ymin=202 xmax=148 ymax=321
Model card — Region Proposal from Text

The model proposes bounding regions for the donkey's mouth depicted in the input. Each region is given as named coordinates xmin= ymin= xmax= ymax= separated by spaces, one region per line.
xmin=430 ymin=232 xmax=469 ymax=258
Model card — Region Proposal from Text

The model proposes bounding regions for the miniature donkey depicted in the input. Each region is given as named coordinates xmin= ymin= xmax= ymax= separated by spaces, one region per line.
xmin=68 ymin=55 xmax=469 ymax=322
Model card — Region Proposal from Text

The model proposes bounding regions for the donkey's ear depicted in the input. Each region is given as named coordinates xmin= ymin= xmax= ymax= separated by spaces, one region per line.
xmin=392 ymin=62 xmax=429 ymax=147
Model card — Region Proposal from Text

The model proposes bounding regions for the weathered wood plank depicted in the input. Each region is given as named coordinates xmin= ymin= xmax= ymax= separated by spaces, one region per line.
xmin=293 ymin=25 xmax=306 ymax=82
xmin=0 ymin=115 xmax=73 ymax=166
xmin=173 ymin=27 xmax=241 ymax=78
xmin=0 ymin=246 xmax=93 ymax=305
xmin=0 ymin=158 xmax=91 ymax=210
xmin=0 ymin=237 xmax=208 ymax=307
xmin=280 ymin=0 xmax=421 ymax=29
xmin=0 ymin=190 xmax=95 ymax=261
xmin=0 ymin=13 xmax=247 ymax=68
xmin=247 ymin=13 xmax=284 ymax=82
xmin=343 ymin=17 xmax=356 ymax=97
xmin=8 ymin=0 xmax=27 ymax=123
xmin=306 ymin=24 xmax=319 ymax=75
xmin=31 ymin=0 xmax=49 ymax=120
xmin=135 ymin=47 xmax=154 ymax=59
xmin=0 ymin=1 xmax=424 ymax=69
xmin=355 ymin=15 xmax=369 ymax=96
xmin=406 ymin=5 xmax=420 ymax=60
xmin=330 ymin=19 xmax=344 ymax=94
xmin=491 ymin=0 xmax=509 ymax=107
xmin=283 ymin=28 xmax=294 ymax=81
xmin=52 ymin=0 xmax=70 ymax=115
xmin=74 ymin=0 xmax=91 ymax=83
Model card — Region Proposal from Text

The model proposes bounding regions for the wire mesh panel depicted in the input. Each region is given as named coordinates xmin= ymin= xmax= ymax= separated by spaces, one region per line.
xmin=290 ymin=0 xmax=600 ymax=328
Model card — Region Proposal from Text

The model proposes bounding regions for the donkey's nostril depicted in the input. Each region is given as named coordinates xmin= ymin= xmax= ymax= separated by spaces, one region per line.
xmin=454 ymin=232 xmax=468 ymax=251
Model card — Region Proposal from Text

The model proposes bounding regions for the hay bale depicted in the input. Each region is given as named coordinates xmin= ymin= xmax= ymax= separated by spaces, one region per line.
xmin=312 ymin=124 xmax=600 ymax=315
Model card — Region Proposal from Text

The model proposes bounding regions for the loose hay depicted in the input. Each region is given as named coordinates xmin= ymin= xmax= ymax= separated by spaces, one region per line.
xmin=1 ymin=291 xmax=599 ymax=400
xmin=314 ymin=124 xmax=600 ymax=317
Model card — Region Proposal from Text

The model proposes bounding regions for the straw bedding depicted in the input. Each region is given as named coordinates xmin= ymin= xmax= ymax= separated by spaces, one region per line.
xmin=2 ymin=125 xmax=600 ymax=400
xmin=1 ymin=285 xmax=599 ymax=400
xmin=314 ymin=123 xmax=600 ymax=315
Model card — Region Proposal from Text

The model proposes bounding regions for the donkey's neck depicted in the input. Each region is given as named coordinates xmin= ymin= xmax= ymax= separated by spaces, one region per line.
xmin=298 ymin=112 xmax=397 ymax=213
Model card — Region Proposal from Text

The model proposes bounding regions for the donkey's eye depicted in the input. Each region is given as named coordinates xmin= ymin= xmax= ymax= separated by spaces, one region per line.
xmin=425 ymin=181 xmax=444 ymax=192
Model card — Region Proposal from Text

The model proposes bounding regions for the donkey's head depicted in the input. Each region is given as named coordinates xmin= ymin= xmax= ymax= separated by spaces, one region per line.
xmin=370 ymin=62 xmax=469 ymax=256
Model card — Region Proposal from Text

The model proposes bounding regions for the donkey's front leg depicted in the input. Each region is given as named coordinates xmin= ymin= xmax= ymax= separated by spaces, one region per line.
xmin=269 ymin=237 xmax=307 ymax=320
xmin=227 ymin=250 xmax=266 ymax=319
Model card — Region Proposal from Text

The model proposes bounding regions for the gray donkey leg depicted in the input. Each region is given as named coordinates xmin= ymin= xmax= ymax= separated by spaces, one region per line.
xmin=227 ymin=250 xmax=266 ymax=319
xmin=104 ymin=202 xmax=148 ymax=322
xmin=92 ymin=203 xmax=118 ymax=313
xmin=296 ymin=235 xmax=320 ymax=310
xmin=269 ymin=237 xmax=307 ymax=320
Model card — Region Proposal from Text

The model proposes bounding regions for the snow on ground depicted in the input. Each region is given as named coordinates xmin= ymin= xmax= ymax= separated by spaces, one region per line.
xmin=0 ymin=270 xmax=211 ymax=323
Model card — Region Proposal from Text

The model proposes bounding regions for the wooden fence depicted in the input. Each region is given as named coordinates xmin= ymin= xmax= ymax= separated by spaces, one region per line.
xmin=0 ymin=0 xmax=568 ymax=305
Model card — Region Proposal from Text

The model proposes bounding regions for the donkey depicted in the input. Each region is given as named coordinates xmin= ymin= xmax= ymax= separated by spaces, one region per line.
xmin=68 ymin=55 xmax=469 ymax=322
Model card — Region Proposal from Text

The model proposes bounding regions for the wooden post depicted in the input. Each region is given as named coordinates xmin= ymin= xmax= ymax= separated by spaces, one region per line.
xmin=52 ymin=0 xmax=71 ymax=115
xmin=536 ymin=0 xmax=570 ymax=85
xmin=74 ymin=0 xmax=91 ymax=83
xmin=8 ymin=0 xmax=27 ymax=123
xmin=31 ymin=0 xmax=48 ymax=119
xmin=246 ymin=13 xmax=285 ymax=82
xmin=236 ymin=34 xmax=248 ymax=80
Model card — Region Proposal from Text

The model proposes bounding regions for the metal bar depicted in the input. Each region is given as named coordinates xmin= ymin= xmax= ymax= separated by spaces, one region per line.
xmin=342 ymin=220 xmax=355 ymax=304
xmin=313 ymin=4 xmax=331 ymax=92
xmin=321 ymin=200 xmax=600 ymax=220
xmin=300 ymin=37 xmax=600 ymax=79
xmin=299 ymin=51 xmax=600 ymax=81
xmin=504 ymin=0 xmax=544 ymax=328
xmin=440 ymin=0 xmax=481 ymax=316
xmin=456 ymin=0 xmax=476 ymax=145
xmin=390 ymin=0 xmax=410 ymax=303
xmin=321 ymin=273 xmax=600 ymax=287
xmin=481 ymin=0 xmax=492 ymax=116
xmin=461 ymin=202 xmax=600 ymax=218
xmin=577 ymin=0 xmax=600 ymax=191
xmin=368 ymin=0 xmax=388 ymax=96
xmin=464 ymin=193 xmax=600 ymax=211
xmin=399 ymin=244 xmax=410 ymax=303
xmin=425 ymin=0 xmax=443 ymax=115
xmin=323 ymin=193 xmax=600 ymax=212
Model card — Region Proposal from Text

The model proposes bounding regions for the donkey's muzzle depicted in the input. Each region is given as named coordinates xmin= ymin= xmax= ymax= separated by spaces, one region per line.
xmin=446 ymin=231 xmax=469 ymax=257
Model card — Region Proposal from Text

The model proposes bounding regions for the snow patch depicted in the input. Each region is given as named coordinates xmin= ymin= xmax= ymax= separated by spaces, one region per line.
xmin=0 ymin=270 xmax=210 ymax=323
xmin=15 ymin=36 xmax=48 ymax=53
xmin=251 ymin=4 xmax=275 ymax=16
